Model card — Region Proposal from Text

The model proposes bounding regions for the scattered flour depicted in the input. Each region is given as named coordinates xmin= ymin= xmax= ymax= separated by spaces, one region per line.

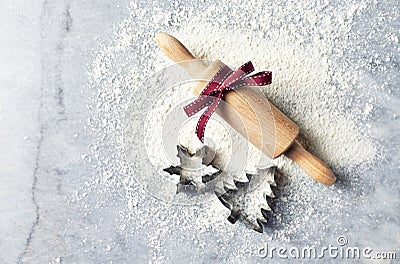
xmin=143 ymin=81 xmax=270 ymax=185
xmin=84 ymin=0 xmax=386 ymax=261
xmin=167 ymin=21 xmax=376 ymax=169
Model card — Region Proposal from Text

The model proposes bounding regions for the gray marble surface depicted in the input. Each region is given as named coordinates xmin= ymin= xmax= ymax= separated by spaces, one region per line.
xmin=1 ymin=0 xmax=130 ymax=262
xmin=1 ymin=0 xmax=400 ymax=263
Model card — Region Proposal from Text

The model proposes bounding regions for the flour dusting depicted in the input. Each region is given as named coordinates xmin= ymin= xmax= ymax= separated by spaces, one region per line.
xmin=167 ymin=21 xmax=376 ymax=170
xmin=83 ymin=0 xmax=392 ymax=262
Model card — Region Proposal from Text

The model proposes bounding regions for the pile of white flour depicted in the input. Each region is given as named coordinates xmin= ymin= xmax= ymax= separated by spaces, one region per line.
xmin=84 ymin=0 xmax=385 ymax=262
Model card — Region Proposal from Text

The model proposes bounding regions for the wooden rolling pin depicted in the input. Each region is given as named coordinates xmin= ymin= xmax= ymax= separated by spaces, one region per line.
xmin=155 ymin=32 xmax=336 ymax=186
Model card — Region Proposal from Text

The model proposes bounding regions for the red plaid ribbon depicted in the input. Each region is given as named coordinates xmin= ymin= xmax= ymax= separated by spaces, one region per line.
xmin=183 ymin=61 xmax=272 ymax=142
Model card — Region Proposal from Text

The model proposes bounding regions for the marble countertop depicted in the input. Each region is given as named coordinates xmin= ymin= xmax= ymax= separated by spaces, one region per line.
xmin=1 ymin=0 xmax=131 ymax=262
xmin=1 ymin=0 xmax=399 ymax=263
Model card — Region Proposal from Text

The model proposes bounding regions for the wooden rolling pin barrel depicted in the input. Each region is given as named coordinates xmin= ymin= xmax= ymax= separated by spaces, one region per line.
xmin=155 ymin=32 xmax=336 ymax=186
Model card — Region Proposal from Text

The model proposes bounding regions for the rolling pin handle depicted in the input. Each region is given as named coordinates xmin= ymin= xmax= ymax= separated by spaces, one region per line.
xmin=285 ymin=140 xmax=336 ymax=186
xmin=155 ymin=32 xmax=208 ymax=78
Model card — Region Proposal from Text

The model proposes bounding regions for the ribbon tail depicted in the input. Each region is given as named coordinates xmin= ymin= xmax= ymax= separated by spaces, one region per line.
xmin=238 ymin=61 xmax=254 ymax=74
xmin=183 ymin=96 xmax=215 ymax=117
xmin=243 ymin=71 xmax=272 ymax=86
xmin=195 ymin=92 xmax=223 ymax=142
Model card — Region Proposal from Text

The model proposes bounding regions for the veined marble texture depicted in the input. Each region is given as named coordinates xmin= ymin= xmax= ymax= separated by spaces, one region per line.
xmin=0 ymin=0 xmax=130 ymax=262
xmin=1 ymin=0 xmax=400 ymax=263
